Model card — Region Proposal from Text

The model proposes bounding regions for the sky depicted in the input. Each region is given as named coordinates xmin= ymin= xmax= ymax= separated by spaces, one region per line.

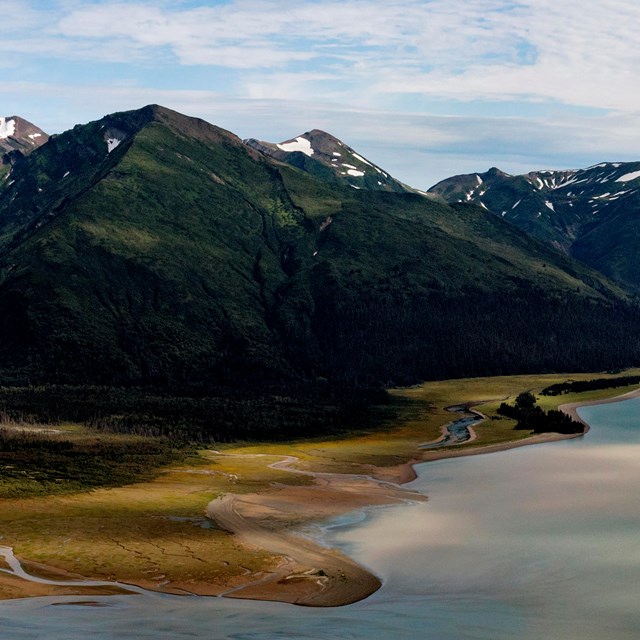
xmin=3 ymin=0 xmax=640 ymax=189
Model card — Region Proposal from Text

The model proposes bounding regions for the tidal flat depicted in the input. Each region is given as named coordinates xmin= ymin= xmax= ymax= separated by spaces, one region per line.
xmin=0 ymin=370 xmax=638 ymax=606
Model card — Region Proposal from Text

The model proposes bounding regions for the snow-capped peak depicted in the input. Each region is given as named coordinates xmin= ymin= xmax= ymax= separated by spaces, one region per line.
xmin=0 ymin=117 xmax=16 ymax=139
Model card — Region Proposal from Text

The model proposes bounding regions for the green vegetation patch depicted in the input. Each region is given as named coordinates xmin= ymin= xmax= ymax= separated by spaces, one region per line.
xmin=541 ymin=375 xmax=640 ymax=396
xmin=0 ymin=427 xmax=186 ymax=498
xmin=497 ymin=392 xmax=583 ymax=434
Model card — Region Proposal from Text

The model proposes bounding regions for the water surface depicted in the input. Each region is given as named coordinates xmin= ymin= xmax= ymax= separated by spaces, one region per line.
xmin=2 ymin=397 xmax=640 ymax=639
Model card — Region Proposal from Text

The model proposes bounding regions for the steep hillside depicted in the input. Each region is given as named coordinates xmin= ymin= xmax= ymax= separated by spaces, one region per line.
xmin=0 ymin=105 xmax=639 ymax=388
xmin=429 ymin=163 xmax=640 ymax=291
xmin=245 ymin=130 xmax=411 ymax=193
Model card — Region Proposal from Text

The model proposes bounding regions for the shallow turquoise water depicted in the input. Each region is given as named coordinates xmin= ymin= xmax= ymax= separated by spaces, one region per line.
xmin=2 ymin=397 xmax=640 ymax=639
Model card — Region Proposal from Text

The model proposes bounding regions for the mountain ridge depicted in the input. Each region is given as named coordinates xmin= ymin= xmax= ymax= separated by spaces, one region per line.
xmin=1 ymin=105 xmax=640 ymax=388
xmin=428 ymin=162 xmax=640 ymax=292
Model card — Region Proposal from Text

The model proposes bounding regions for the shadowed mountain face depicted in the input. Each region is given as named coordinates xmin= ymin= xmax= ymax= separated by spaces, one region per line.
xmin=429 ymin=163 xmax=640 ymax=292
xmin=0 ymin=104 xmax=640 ymax=388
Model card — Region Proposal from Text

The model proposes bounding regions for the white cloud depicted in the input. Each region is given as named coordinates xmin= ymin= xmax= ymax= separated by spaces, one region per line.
xmin=373 ymin=0 xmax=640 ymax=112
xmin=4 ymin=1 xmax=640 ymax=112
xmin=3 ymin=1 xmax=640 ymax=187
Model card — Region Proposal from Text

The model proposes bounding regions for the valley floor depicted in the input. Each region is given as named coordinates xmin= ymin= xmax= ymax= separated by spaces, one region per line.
xmin=1 ymin=371 xmax=639 ymax=606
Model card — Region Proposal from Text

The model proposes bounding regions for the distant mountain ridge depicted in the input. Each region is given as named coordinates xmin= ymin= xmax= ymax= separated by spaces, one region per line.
xmin=245 ymin=129 xmax=413 ymax=193
xmin=429 ymin=162 xmax=640 ymax=292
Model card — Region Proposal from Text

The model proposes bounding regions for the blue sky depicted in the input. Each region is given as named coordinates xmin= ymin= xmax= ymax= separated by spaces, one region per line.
xmin=4 ymin=0 xmax=640 ymax=188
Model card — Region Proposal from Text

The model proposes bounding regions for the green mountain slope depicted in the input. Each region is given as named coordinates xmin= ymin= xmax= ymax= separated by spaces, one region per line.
xmin=0 ymin=105 xmax=639 ymax=388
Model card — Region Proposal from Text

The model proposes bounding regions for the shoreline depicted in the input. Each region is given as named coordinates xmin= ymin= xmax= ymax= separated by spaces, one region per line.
xmin=558 ymin=386 xmax=640 ymax=428
xmin=2 ymin=384 xmax=639 ymax=607
xmin=206 ymin=387 xmax=640 ymax=606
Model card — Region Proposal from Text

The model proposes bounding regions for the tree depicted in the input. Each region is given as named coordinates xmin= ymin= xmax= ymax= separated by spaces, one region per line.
xmin=515 ymin=391 xmax=536 ymax=410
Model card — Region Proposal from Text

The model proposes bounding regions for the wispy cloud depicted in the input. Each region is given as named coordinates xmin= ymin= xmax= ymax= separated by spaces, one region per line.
xmin=2 ymin=0 xmax=636 ymax=111
xmin=3 ymin=1 xmax=640 ymax=186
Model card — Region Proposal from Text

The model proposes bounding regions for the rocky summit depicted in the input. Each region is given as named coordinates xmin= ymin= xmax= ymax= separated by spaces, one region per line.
xmin=0 ymin=116 xmax=48 ymax=156
xmin=245 ymin=129 xmax=412 ymax=193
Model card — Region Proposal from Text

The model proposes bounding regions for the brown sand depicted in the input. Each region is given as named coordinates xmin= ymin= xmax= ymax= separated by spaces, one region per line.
xmin=206 ymin=462 xmax=425 ymax=606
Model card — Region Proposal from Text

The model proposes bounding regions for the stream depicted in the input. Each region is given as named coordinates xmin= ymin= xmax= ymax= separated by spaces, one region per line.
xmin=419 ymin=404 xmax=483 ymax=449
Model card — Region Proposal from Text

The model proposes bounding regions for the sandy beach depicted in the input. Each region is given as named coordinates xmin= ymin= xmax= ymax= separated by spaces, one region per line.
xmin=193 ymin=402 xmax=598 ymax=606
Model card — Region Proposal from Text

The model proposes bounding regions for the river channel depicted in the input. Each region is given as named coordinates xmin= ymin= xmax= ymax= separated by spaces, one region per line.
xmin=1 ymin=396 xmax=639 ymax=639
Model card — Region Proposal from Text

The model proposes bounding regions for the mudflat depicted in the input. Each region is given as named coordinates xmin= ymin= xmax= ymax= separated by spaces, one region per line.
xmin=1 ymin=371 xmax=638 ymax=606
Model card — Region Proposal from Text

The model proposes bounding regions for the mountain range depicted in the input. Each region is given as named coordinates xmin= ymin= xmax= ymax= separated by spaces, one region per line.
xmin=429 ymin=163 xmax=640 ymax=293
xmin=1 ymin=105 xmax=640 ymax=389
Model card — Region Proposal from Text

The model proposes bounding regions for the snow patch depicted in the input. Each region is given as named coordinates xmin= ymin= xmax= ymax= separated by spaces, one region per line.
xmin=616 ymin=170 xmax=640 ymax=183
xmin=544 ymin=201 xmax=555 ymax=212
xmin=351 ymin=152 xmax=373 ymax=168
xmin=476 ymin=175 xmax=482 ymax=185
xmin=107 ymin=137 xmax=123 ymax=153
xmin=332 ymin=152 xmax=341 ymax=157
xmin=0 ymin=117 xmax=16 ymax=139
xmin=349 ymin=184 xmax=361 ymax=189
xmin=512 ymin=199 xmax=521 ymax=209
xmin=347 ymin=169 xmax=365 ymax=177
xmin=63 ymin=171 xmax=70 ymax=178
xmin=28 ymin=133 xmax=42 ymax=139
xmin=277 ymin=137 xmax=314 ymax=157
